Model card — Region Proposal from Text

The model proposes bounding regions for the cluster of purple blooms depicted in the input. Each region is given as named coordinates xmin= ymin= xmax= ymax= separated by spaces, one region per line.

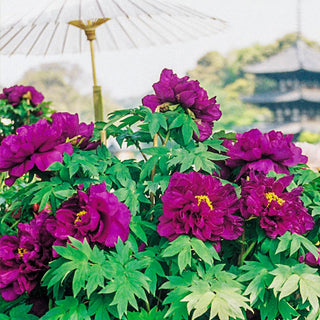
xmin=0 ymin=85 xmax=44 ymax=107
xmin=0 ymin=211 xmax=55 ymax=301
xmin=0 ymin=112 xmax=98 ymax=186
xmin=46 ymin=182 xmax=131 ymax=256
xmin=142 ymin=68 xmax=221 ymax=141
xmin=158 ymin=171 xmax=243 ymax=248
xmin=0 ymin=182 xmax=131 ymax=302
xmin=145 ymin=71 xmax=313 ymax=250
xmin=0 ymin=77 xmax=318 ymax=305
xmin=226 ymin=129 xmax=308 ymax=178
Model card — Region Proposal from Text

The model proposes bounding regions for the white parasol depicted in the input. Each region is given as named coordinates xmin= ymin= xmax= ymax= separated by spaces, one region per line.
xmin=0 ymin=0 xmax=225 ymax=120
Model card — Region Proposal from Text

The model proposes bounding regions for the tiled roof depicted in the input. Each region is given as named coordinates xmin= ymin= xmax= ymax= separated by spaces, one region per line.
xmin=242 ymin=87 xmax=320 ymax=104
xmin=243 ymin=40 xmax=320 ymax=74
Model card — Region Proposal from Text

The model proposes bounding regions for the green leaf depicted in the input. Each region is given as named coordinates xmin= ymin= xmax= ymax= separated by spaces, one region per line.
xmin=169 ymin=113 xmax=186 ymax=129
xmin=41 ymin=297 xmax=90 ymax=320
xmin=269 ymin=262 xmax=320 ymax=312
xmin=180 ymin=266 xmax=251 ymax=320
xmin=99 ymin=240 xmax=150 ymax=319
xmin=42 ymin=238 xmax=109 ymax=300
xmin=299 ymin=272 xmax=320 ymax=310
xmin=142 ymin=146 xmax=168 ymax=156
xmin=88 ymin=294 xmax=113 ymax=320
xmin=6 ymin=304 xmax=38 ymax=320
xmin=127 ymin=307 xmax=167 ymax=320
xmin=178 ymin=247 xmax=192 ymax=273
xmin=162 ymin=236 xmax=194 ymax=272
xmin=114 ymin=180 xmax=139 ymax=215
xmin=276 ymin=232 xmax=319 ymax=260
xmin=140 ymin=156 xmax=159 ymax=180
xmin=144 ymin=258 xmax=165 ymax=296
xmin=239 ymin=253 xmax=275 ymax=304
xmin=297 ymin=169 xmax=320 ymax=185
xmin=47 ymin=162 xmax=64 ymax=171
xmin=145 ymin=112 xmax=167 ymax=137
xmin=130 ymin=216 xmax=155 ymax=244
xmin=278 ymin=300 xmax=299 ymax=319
xmin=190 ymin=238 xmax=215 ymax=266
xmin=278 ymin=274 xmax=299 ymax=300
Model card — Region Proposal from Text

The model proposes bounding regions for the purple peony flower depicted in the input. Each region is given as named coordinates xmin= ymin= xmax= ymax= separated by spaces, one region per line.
xmin=240 ymin=171 xmax=314 ymax=239
xmin=142 ymin=69 xmax=221 ymax=141
xmin=157 ymin=171 xmax=243 ymax=242
xmin=51 ymin=112 xmax=100 ymax=150
xmin=47 ymin=182 xmax=131 ymax=254
xmin=299 ymin=250 xmax=320 ymax=267
xmin=0 ymin=213 xmax=55 ymax=301
xmin=0 ymin=85 xmax=44 ymax=107
xmin=0 ymin=118 xmax=73 ymax=186
xmin=226 ymin=129 xmax=307 ymax=179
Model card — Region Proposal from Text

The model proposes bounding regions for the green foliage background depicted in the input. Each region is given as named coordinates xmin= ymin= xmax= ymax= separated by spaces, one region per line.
xmin=188 ymin=33 xmax=320 ymax=131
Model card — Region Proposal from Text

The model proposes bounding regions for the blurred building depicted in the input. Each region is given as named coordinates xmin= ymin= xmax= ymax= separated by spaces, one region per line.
xmin=242 ymin=40 xmax=320 ymax=123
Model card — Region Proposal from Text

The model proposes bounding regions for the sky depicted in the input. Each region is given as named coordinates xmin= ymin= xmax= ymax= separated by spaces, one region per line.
xmin=1 ymin=0 xmax=320 ymax=100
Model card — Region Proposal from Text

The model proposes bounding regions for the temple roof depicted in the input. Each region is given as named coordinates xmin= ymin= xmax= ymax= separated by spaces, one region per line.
xmin=243 ymin=40 xmax=320 ymax=75
xmin=242 ymin=88 xmax=320 ymax=104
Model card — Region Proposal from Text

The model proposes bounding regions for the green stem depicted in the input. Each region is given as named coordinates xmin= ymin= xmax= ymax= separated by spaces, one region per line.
xmin=163 ymin=130 xmax=170 ymax=146
xmin=238 ymin=230 xmax=246 ymax=266
xmin=150 ymin=133 xmax=159 ymax=210
xmin=136 ymin=143 xmax=148 ymax=161
xmin=145 ymin=298 xmax=150 ymax=312
xmin=240 ymin=241 xmax=256 ymax=266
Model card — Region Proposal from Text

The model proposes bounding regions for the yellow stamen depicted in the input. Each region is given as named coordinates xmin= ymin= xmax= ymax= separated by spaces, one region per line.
xmin=74 ymin=210 xmax=87 ymax=224
xmin=265 ymin=192 xmax=285 ymax=207
xmin=195 ymin=195 xmax=213 ymax=210
xmin=66 ymin=135 xmax=84 ymax=146
xmin=18 ymin=247 xmax=28 ymax=258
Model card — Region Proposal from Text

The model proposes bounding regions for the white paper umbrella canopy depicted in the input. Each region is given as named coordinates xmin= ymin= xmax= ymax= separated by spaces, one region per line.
xmin=0 ymin=0 xmax=225 ymax=120
xmin=0 ymin=0 xmax=225 ymax=54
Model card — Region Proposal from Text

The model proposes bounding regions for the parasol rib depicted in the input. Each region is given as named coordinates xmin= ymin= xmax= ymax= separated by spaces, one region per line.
xmin=55 ymin=0 xmax=68 ymax=24
xmin=0 ymin=26 xmax=26 ymax=53
xmin=111 ymin=0 xmax=130 ymax=19
xmin=127 ymin=0 xmax=152 ymax=17
xmin=62 ymin=23 xmax=70 ymax=54
xmin=44 ymin=22 xmax=59 ymax=55
xmin=114 ymin=17 xmax=139 ymax=49
xmin=27 ymin=23 xmax=50 ymax=55
xmin=95 ymin=0 xmax=119 ymax=50
xmin=102 ymin=23 xmax=120 ymax=50
xmin=79 ymin=0 xmax=82 ymax=52
xmin=0 ymin=26 xmax=14 ymax=41
xmin=11 ymin=25 xmax=37 ymax=55
xmin=135 ymin=16 xmax=171 ymax=43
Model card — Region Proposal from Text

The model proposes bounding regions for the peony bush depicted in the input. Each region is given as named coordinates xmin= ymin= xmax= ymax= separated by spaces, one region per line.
xmin=1 ymin=69 xmax=320 ymax=319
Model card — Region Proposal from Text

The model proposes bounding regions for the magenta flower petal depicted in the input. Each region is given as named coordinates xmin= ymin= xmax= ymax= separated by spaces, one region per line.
xmin=157 ymin=171 xmax=243 ymax=242
xmin=0 ymin=85 xmax=44 ymax=107
xmin=142 ymin=95 xmax=161 ymax=112
xmin=227 ymin=129 xmax=308 ymax=179
xmin=0 ymin=213 xmax=55 ymax=301
xmin=142 ymin=68 xmax=221 ymax=141
xmin=31 ymin=144 xmax=72 ymax=171
xmin=49 ymin=182 xmax=131 ymax=251
xmin=0 ymin=117 xmax=74 ymax=185
xmin=240 ymin=171 xmax=314 ymax=238
xmin=299 ymin=251 xmax=320 ymax=267
xmin=51 ymin=112 xmax=99 ymax=150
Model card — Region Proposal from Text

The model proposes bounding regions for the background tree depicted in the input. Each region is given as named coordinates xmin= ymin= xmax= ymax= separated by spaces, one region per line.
xmin=188 ymin=33 xmax=320 ymax=131
xmin=19 ymin=63 xmax=118 ymax=123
